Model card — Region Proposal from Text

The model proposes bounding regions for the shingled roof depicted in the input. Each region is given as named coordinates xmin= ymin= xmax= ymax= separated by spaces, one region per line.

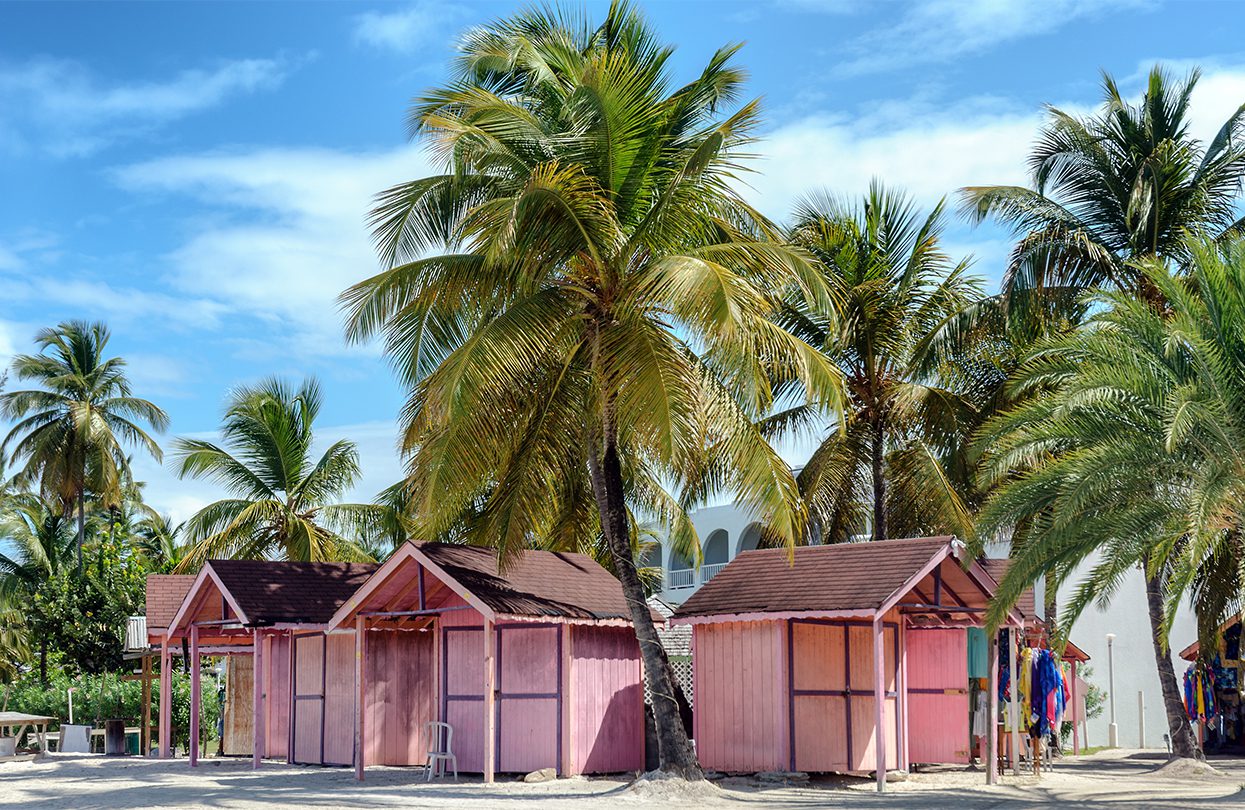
xmin=673 ymin=536 xmax=954 ymax=619
xmin=207 ymin=559 xmax=378 ymax=626
xmin=145 ymin=574 xmax=195 ymax=633
xmin=418 ymin=542 xmax=650 ymax=622
xmin=980 ymin=558 xmax=1038 ymax=620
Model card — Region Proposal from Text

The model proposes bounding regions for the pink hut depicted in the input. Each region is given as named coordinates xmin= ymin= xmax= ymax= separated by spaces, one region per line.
xmin=671 ymin=536 xmax=1027 ymax=792
xmin=159 ymin=560 xmax=377 ymax=767
xmin=327 ymin=541 xmax=651 ymax=782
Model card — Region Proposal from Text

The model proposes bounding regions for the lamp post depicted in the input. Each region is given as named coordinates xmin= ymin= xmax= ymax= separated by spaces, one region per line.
xmin=1106 ymin=633 xmax=1118 ymax=747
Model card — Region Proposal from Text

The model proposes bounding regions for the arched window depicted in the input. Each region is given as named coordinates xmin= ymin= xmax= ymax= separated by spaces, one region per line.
xmin=703 ymin=530 xmax=729 ymax=565
xmin=737 ymin=522 xmax=763 ymax=555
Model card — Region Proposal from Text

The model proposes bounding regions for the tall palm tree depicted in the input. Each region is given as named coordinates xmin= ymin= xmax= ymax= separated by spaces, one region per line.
xmin=775 ymin=184 xmax=981 ymax=542
xmin=960 ymin=66 xmax=1245 ymax=309
xmin=172 ymin=377 xmax=392 ymax=569
xmin=1 ymin=321 xmax=168 ymax=571
xmin=975 ymin=238 xmax=1245 ymax=760
xmin=341 ymin=1 xmax=841 ymax=776
xmin=0 ymin=492 xmax=77 ymax=682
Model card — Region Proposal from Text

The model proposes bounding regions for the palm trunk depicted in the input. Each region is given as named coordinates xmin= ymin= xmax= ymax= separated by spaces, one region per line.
xmin=871 ymin=417 xmax=886 ymax=541
xmin=76 ymin=494 xmax=85 ymax=575
xmin=586 ymin=419 xmax=701 ymax=779
xmin=1143 ymin=563 xmax=1199 ymax=759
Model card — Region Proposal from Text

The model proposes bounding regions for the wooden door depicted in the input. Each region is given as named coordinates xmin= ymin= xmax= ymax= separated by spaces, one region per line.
xmin=496 ymin=624 xmax=561 ymax=774
xmin=291 ymin=634 xmax=325 ymax=765
xmin=906 ymin=628 xmax=970 ymax=764
xmin=442 ymin=626 xmax=485 ymax=772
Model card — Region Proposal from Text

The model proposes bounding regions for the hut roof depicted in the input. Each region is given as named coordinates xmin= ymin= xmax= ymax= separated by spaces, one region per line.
xmin=673 ymin=536 xmax=958 ymax=619
xmin=979 ymin=558 xmax=1038 ymax=619
xmin=145 ymin=574 xmax=195 ymax=634
xmin=205 ymin=559 xmax=379 ymax=626
xmin=329 ymin=542 xmax=658 ymax=628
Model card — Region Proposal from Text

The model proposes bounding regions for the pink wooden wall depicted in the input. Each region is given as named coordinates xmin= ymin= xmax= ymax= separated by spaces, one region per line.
xmin=569 ymin=625 xmax=644 ymax=774
xmin=692 ymin=620 xmax=789 ymax=772
xmin=323 ymin=633 xmax=355 ymax=765
xmin=364 ymin=629 xmax=436 ymax=766
xmin=906 ymin=628 xmax=970 ymax=765
xmin=692 ymin=617 xmax=900 ymax=774
xmin=497 ymin=624 xmax=560 ymax=773
xmin=262 ymin=633 xmax=291 ymax=759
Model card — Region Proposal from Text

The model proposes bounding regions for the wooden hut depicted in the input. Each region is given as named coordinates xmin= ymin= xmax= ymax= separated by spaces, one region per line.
xmin=327 ymin=541 xmax=652 ymax=782
xmin=160 ymin=560 xmax=377 ymax=767
xmin=671 ymin=536 xmax=1028 ymax=792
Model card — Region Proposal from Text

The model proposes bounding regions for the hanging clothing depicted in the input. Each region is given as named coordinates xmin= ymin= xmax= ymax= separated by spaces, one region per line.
xmin=967 ymin=628 xmax=989 ymax=679
xmin=1184 ymin=664 xmax=1217 ymax=721
xmin=972 ymin=687 xmax=990 ymax=737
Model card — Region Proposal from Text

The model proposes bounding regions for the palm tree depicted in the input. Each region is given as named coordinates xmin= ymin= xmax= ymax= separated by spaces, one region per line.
xmin=172 ymin=377 xmax=393 ymax=568
xmin=0 ymin=492 xmax=77 ymax=682
xmin=775 ymin=184 xmax=981 ymax=542
xmin=1 ymin=321 xmax=168 ymax=571
xmin=960 ymin=66 xmax=1245 ymax=309
xmin=340 ymin=1 xmax=841 ymax=776
xmin=975 ymin=238 xmax=1245 ymax=760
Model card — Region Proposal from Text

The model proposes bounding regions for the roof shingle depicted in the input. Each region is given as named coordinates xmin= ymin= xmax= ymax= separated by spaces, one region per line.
xmin=208 ymin=559 xmax=378 ymax=625
xmin=980 ymin=558 xmax=1037 ymax=619
xmin=673 ymin=536 xmax=953 ymax=619
xmin=145 ymin=574 xmax=195 ymax=633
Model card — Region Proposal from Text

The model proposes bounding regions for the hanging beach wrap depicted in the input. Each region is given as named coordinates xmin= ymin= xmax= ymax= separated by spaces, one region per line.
xmin=1183 ymin=664 xmax=1217 ymax=721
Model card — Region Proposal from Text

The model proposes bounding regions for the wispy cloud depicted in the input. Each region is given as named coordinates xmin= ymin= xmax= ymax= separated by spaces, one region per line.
xmin=835 ymin=0 xmax=1153 ymax=77
xmin=353 ymin=3 xmax=464 ymax=54
xmin=0 ymin=56 xmax=297 ymax=157
xmin=114 ymin=144 xmax=437 ymax=360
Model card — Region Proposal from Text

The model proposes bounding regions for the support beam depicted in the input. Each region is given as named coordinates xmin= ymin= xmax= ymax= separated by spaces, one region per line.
xmin=898 ymin=618 xmax=909 ymax=772
xmin=190 ymin=624 xmax=200 ymax=767
xmin=354 ymin=616 xmax=367 ymax=781
xmin=141 ymin=653 xmax=152 ymax=756
xmin=483 ymin=619 xmax=496 ymax=784
xmin=253 ymin=630 xmax=265 ymax=769
xmin=559 ymin=623 xmax=572 ymax=776
xmin=159 ymin=637 xmax=172 ymax=758
xmin=873 ymin=614 xmax=886 ymax=793
xmin=986 ymin=629 xmax=999 ymax=785
xmin=1010 ymin=626 xmax=1021 ymax=776
xmin=1070 ymin=660 xmax=1080 ymax=756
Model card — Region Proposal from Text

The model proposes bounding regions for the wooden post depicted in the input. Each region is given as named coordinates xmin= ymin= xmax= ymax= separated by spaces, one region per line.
xmin=190 ymin=624 xmax=200 ymax=767
xmin=898 ymin=619 xmax=909 ymax=772
xmin=986 ymin=628 xmax=999 ymax=785
xmin=141 ymin=653 xmax=152 ymax=756
xmin=873 ymin=614 xmax=886 ymax=793
xmin=483 ymin=619 xmax=496 ymax=784
xmin=1070 ymin=660 xmax=1080 ymax=756
xmin=559 ymin=623 xmax=572 ymax=776
xmin=253 ymin=630 xmax=265 ymax=769
xmin=1010 ymin=627 xmax=1021 ymax=776
xmin=354 ymin=617 xmax=367 ymax=781
xmin=159 ymin=637 xmax=172 ymax=758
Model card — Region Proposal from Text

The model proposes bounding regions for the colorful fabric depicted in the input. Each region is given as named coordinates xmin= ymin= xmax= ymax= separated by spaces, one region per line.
xmin=967 ymin=628 xmax=989 ymax=678
xmin=1184 ymin=664 xmax=1217 ymax=721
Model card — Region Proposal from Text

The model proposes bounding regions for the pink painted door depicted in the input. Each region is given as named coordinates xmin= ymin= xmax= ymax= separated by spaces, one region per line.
xmin=443 ymin=626 xmax=485 ymax=772
xmin=906 ymin=628 xmax=970 ymax=764
xmin=496 ymin=624 xmax=560 ymax=774
xmin=291 ymin=634 xmax=325 ymax=765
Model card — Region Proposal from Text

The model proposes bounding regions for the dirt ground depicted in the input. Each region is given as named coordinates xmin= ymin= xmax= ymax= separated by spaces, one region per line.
xmin=1 ymin=748 xmax=1243 ymax=809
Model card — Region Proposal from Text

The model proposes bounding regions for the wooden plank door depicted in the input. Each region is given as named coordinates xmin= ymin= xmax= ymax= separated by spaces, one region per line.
xmin=496 ymin=624 xmax=561 ymax=774
xmin=906 ymin=628 xmax=970 ymax=765
xmin=789 ymin=620 xmax=849 ymax=772
xmin=322 ymin=633 xmax=356 ymax=765
xmin=291 ymin=634 xmax=325 ymax=765
xmin=846 ymin=623 xmax=898 ymax=772
xmin=443 ymin=626 xmax=485 ymax=772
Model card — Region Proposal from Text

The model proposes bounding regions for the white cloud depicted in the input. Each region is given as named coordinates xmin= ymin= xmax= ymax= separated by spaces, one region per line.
xmin=114 ymin=145 xmax=437 ymax=358
xmin=353 ymin=3 xmax=463 ymax=53
xmin=0 ymin=56 xmax=295 ymax=157
xmin=836 ymin=0 xmax=1152 ymax=77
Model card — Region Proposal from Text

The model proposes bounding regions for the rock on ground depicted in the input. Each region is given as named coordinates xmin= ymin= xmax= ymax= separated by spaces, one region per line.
xmin=523 ymin=767 xmax=557 ymax=783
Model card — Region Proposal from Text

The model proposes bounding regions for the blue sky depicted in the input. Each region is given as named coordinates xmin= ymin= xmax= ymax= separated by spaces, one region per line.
xmin=2 ymin=0 xmax=1242 ymax=521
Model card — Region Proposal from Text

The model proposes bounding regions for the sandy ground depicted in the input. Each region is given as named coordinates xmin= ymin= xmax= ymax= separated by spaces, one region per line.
xmin=1 ymin=748 xmax=1243 ymax=809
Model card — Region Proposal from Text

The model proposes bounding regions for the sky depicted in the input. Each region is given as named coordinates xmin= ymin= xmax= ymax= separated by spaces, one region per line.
xmin=2 ymin=0 xmax=1243 ymax=523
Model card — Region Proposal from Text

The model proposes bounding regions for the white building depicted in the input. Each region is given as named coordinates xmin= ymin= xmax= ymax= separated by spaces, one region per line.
xmin=651 ymin=502 xmax=1198 ymax=752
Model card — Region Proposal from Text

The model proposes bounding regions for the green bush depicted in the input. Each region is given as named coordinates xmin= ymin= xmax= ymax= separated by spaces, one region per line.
xmin=3 ymin=665 xmax=221 ymax=749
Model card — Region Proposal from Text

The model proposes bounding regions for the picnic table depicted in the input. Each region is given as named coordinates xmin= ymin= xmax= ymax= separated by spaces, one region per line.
xmin=0 ymin=712 xmax=55 ymax=753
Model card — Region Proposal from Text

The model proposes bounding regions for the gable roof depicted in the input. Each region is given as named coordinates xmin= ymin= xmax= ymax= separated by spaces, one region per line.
xmin=206 ymin=559 xmax=378 ymax=626
xmin=145 ymin=574 xmax=195 ymax=634
xmin=980 ymin=558 xmax=1038 ymax=620
xmin=673 ymin=536 xmax=989 ymax=620
xmin=330 ymin=542 xmax=657 ymax=628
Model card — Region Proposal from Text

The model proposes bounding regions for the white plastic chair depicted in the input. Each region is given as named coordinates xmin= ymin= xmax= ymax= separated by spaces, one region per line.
xmin=423 ymin=721 xmax=457 ymax=781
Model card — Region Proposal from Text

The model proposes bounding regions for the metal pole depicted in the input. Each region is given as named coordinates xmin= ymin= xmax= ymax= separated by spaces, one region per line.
xmin=1106 ymin=633 xmax=1118 ymax=747
xmin=1138 ymin=691 xmax=1145 ymax=748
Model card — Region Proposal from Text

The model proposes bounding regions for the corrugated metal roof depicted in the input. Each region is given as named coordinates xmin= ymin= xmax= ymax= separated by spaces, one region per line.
xmin=673 ymin=536 xmax=953 ymax=619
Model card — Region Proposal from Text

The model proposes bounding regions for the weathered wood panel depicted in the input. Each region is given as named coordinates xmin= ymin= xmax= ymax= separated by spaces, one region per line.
xmin=323 ymin=632 xmax=356 ymax=766
xmin=692 ymin=620 xmax=788 ymax=772
xmin=570 ymin=625 xmax=643 ymax=774
xmin=906 ymin=628 xmax=970 ymax=765
xmin=498 ymin=625 xmax=559 ymax=774
xmin=223 ymin=655 xmax=254 ymax=756
xmin=792 ymin=622 xmax=847 ymax=772
xmin=443 ymin=626 xmax=485 ymax=772
xmin=364 ymin=628 xmax=436 ymax=766
xmin=291 ymin=634 xmax=325 ymax=765
xmin=264 ymin=633 xmax=291 ymax=759
xmin=846 ymin=623 xmax=898 ymax=772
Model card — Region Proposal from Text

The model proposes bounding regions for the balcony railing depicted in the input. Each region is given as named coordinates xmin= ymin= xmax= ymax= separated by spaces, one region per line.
xmin=700 ymin=562 xmax=728 ymax=583
xmin=667 ymin=568 xmax=695 ymax=589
